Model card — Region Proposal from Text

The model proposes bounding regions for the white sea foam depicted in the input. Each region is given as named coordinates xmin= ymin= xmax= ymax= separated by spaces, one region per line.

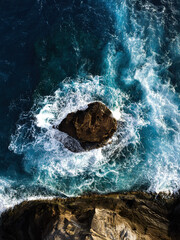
xmin=9 ymin=75 xmax=144 ymax=197
xmin=4 ymin=0 xmax=180 ymax=213
xmin=106 ymin=0 xmax=180 ymax=193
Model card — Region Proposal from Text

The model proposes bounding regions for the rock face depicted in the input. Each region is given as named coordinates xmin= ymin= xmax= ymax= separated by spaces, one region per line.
xmin=0 ymin=192 xmax=180 ymax=240
xmin=55 ymin=102 xmax=117 ymax=151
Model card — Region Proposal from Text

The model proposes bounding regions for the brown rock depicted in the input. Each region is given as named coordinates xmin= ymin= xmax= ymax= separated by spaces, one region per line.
xmin=1 ymin=192 xmax=180 ymax=240
xmin=56 ymin=102 xmax=117 ymax=151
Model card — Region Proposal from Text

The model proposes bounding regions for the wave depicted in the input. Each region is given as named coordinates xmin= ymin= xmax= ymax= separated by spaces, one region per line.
xmin=2 ymin=0 xmax=180 ymax=212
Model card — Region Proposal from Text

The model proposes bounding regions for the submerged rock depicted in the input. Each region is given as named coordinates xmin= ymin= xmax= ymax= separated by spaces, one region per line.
xmin=55 ymin=101 xmax=117 ymax=152
xmin=0 ymin=192 xmax=180 ymax=240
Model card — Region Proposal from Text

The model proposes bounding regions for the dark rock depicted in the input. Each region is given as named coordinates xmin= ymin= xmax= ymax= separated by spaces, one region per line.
xmin=0 ymin=192 xmax=180 ymax=240
xmin=55 ymin=101 xmax=117 ymax=152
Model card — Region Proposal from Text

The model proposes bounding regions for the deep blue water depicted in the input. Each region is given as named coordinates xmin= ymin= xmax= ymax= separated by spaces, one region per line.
xmin=0 ymin=0 xmax=180 ymax=212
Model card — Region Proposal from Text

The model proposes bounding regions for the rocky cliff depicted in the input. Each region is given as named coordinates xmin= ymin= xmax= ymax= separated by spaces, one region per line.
xmin=0 ymin=192 xmax=180 ymax=240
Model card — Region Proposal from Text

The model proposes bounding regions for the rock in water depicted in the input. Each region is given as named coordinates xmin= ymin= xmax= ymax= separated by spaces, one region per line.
xmin=56 ymin=101 xmax=117 ymax=151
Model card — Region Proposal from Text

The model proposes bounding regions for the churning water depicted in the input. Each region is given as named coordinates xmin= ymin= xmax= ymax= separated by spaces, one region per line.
xmin=1 ymin=0 xmax=180 ymax=212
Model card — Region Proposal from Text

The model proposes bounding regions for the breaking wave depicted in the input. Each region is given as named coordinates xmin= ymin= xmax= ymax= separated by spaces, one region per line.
xmin=1 ymin=0 xmax=180 ymax=212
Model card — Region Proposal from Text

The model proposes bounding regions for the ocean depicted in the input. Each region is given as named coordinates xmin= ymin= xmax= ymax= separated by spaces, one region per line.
xmin=0 ymin=0 xmax=180 ymax=213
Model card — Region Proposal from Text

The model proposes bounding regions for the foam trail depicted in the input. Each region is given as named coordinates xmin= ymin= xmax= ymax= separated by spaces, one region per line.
xmin=104 ymin=0 xmax=180 ymax=192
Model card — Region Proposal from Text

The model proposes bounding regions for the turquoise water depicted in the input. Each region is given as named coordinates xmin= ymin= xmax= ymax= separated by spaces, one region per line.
xmin=1 ymin=0 xmax=180 ymax=212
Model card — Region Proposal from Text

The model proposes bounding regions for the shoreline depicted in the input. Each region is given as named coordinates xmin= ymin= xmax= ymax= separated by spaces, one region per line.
xmin=1 ymin=191 xmax=180 ymax=239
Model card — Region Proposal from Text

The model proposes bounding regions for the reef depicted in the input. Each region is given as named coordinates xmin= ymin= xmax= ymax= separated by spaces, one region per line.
xmin=0 ymin=192 xmax=180 ymax=240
